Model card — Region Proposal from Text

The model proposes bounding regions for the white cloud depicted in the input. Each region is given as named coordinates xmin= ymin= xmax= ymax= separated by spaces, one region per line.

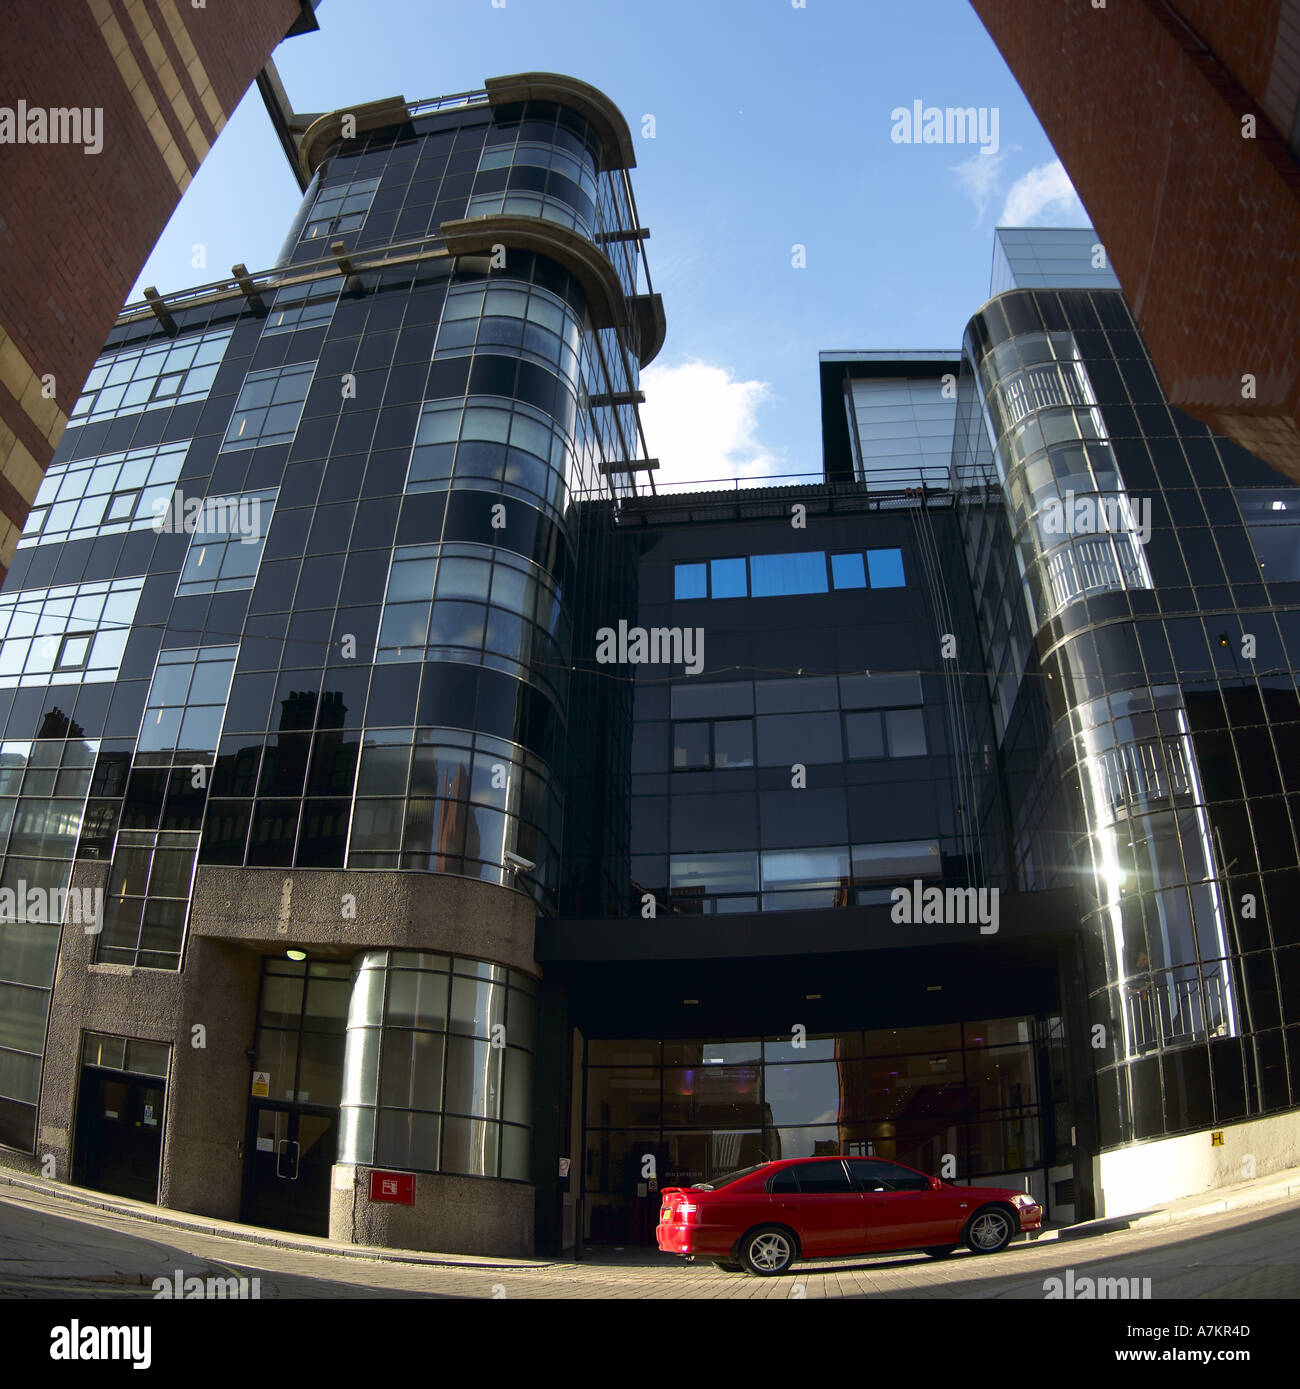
xmin=638 ymin=359 xmax=783 ymax=488
xmin=999 ymin=160 xmax=1087 ymax=226
xmin=950 ymin=146 xmax=1012 ymax=224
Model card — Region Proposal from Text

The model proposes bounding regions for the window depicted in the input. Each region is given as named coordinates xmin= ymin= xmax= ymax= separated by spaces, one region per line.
xmin=844 ymin=711 xmax=884 ymax=759
xmin=175 ymin=490 xmax=277 ymax=595
xmin=761 ymin=848 xmax=849 ymax=895
xmin=376 ymin=542 xmax=569 ymax=709
xmin=19 ymin=441 xmax=189 ymax=549
xmin=82 ymin=1032 xmax=169 ymax=1078
xmin=301 ymin=175 xmax=380 ymax=242
xmin=138 ymin=646 xmax=238 ymax=755
xmin=790 ymin=1159 xmax=854 ymax=1193
xmin=96 ymin=828 xmax=199 ymax=969
xmin=669 ymin=682 xmax=753 ymax=719
xmin=885 ymin=708 xmax=927 ymax=757
xmin=671 ymin=550 xmax=905 ymax=598
xmin=867 ymin=548 xmax=906 ymax=588
xmin=670 ymin=718 xmax=754 ymax=770
xmin=749 ymin=552 xmax=828 ymax=597
xmin=755 ymin=677 xmax=838 ymax=713
xmin=671 ymin=722 xmax=710 ymax=770
xmin=336 ymin=952 xmax=536 ymax=1179
xmin=839 ymin=673 xmax=923 ymax=709
xmin=710 ymin=558 xmax=747 ymax=598
xmin=713 ymin=719 xmax=754 ymax=768
xmin=69 ymin=328 xmax=230 ymax=423
xmin=830 ymin=553 xmax=866 ymax=589
xmin=756 ymin=712 xmax=843 ymax=766
xmin=149 ymin=372 xmax=185 ymax=402
xmin=264 ymin=275 xmax=344 ymax=335
xmin=851 ymin=840 xmax=940 ymax=881
xmin=55 ymin=633 xmax=94 ymax=672
xmin=846 ymin=1158 xmax=930 ymax=1192
xmin=223 ymin=364 xmax=315 ymax=450
xmin=105 ymin=490 xmax=139 ymax=522
xmin=674 ymin=563 xmax=707 ymax=600
xmin=669 ymin=851 xmax=759 ymax=897
xmin=0 ymin=578 xmax=142 ymax=687
xmin=433 ymin=283 xmax=583 ymax=386
xmin=407 ymin=396 xmax=571 ymax=515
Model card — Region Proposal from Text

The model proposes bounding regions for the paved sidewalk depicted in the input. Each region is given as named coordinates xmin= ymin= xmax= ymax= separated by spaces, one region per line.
xmin=1042 ymin=1165 xmax=1300 ymax=1242
xmin=0 ymin=1173 xmax=549 ymax=1277
xmin=3 ymin=1161 xmax=1299 ymax=1279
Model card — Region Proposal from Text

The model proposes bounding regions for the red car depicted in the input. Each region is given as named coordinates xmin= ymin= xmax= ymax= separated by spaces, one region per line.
xmin=656 ymin=1155 xmax=1042 ymax=1275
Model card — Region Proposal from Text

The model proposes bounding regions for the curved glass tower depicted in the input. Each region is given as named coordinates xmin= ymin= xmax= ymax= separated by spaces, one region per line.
xmin=0 ymin=74 xmax=663 ymax=1258
xmin=953 ymin=252 xmax=1298 ymax=1186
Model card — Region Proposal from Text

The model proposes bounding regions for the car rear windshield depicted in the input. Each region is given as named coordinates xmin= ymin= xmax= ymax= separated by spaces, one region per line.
xmin=690 ymin=1164 xmax=768 ymax=1190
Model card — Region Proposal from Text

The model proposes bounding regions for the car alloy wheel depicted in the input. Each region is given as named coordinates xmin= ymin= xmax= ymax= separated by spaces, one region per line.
xmin=741 ymin=1226 xmax=796 ymax=1275
xmin=965 ymin=1207 xmax=1014 ymax=1254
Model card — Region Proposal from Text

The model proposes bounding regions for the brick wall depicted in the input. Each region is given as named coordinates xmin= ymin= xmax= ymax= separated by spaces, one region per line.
xmin=0 ymin=0 xmax=304 ymax=579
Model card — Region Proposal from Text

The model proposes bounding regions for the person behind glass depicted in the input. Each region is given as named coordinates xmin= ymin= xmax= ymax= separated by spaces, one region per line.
xmin=1125 ymin=949 xmax=1157 ymax=1050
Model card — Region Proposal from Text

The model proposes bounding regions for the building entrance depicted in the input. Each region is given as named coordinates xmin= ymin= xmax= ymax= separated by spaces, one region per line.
xmin=239 ymin=956 xmax=349 ymax=1236
xmin=73 ymin=1066 xmax=166 ymax=1203
xmin=241 ymin=1103 xmax=337 ymax=1236
xmin=581 ymin=1016 xmax=1061 ymax=1246
xmin=72 ymin=1032 xmax=171 ymax=1204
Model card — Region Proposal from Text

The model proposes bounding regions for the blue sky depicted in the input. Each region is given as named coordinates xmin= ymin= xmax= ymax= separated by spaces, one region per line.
xmin=131 ymin=0 xmax=1088 ymax=487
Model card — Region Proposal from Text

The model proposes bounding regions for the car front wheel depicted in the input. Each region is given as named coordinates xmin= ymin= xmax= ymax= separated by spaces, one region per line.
xmin=964 ymin=1206 xmax=1015 ymax=1254
xmin=739 ymin=1226 xmax=797 ymax=1276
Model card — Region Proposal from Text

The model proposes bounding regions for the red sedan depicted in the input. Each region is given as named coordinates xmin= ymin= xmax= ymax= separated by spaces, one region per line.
xmin=656 ymin=1155 xmax=1042 ymax=1275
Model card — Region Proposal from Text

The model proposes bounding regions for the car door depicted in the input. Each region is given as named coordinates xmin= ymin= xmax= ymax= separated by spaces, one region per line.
xmin=846 ymin=1159 xmax=946 ymax=1250
xmin=767 ymin=1159 xmax=864 ymax=1256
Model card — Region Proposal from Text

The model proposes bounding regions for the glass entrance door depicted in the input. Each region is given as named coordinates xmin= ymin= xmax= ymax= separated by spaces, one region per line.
xmin=242 ymin=1103 xmax=337 ymax=1236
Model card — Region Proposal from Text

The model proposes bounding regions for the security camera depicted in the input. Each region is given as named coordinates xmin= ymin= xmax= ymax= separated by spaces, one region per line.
xmin=503 ymin=850 xmax=536 ymax=873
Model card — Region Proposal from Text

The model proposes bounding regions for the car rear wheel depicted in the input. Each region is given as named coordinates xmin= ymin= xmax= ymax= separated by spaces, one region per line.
xmin=964 ymin=1206 xmax=1015 ymax=1254
xmin=921 ymin=1244 xmax=959 ymax=1258
xmin=711 ymin=1260 xmax=743 ymax=1273
xmin=739 ymin=1226 xmax=797 ymax=1276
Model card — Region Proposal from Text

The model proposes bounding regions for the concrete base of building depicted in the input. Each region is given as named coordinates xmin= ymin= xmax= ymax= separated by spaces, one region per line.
xmin=1093 ymin=1109 xmax=1300 ymax=1218
xmin=328 ymin=1164 xmax=535 ymax=1257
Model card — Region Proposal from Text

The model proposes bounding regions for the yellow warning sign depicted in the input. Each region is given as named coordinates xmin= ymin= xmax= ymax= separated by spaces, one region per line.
xmin=251 ymin=1071 xmax=270 ymax=1097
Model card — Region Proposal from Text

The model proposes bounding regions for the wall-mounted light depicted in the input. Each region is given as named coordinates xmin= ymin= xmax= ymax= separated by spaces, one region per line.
xmin=286 ymin=949 xmax=306 ymax=962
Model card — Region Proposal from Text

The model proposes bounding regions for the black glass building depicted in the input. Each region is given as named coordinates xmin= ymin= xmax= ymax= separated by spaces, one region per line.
xmin=1 ymin=85 xmax=1296 ymax=1263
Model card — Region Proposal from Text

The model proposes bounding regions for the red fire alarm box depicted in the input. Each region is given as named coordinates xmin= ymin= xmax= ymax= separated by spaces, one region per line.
xmin=368 ymin=1170 xmax=416 ymax=1204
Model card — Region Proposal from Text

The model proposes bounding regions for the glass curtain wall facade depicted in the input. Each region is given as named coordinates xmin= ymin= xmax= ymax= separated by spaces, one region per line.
xmin=583 ymin=1018 xmax=1053 ymax=1246
xmin=952 ymin=269 xmax=1300 ymax=1149
xmin=0 ymin=74 xmax=662 ymax=1259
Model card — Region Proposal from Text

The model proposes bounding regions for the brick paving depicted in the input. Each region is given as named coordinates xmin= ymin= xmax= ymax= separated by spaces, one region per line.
xmin=1 ymin=1180 xmax=1298 ymax=1300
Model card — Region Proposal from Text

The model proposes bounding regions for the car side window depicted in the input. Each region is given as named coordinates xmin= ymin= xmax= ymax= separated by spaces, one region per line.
xmin=791 ymin=1160 xmax=854 ymax=1193
xmin=767 ymin=1167 xmax=800 ymax=1193
xmin=846 ymin=1159 xmax=931 ymax=1192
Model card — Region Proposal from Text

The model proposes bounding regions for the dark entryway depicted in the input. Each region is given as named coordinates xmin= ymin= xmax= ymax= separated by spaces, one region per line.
xmin=239 ymin=956 xmax=349 ymax=1236
xmin=72 ymin=1067 xmax=165 ymax=1203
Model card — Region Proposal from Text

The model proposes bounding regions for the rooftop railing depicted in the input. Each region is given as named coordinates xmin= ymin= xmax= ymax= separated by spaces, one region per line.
xmin=628 ymin=465 xmax=956 ymax=496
